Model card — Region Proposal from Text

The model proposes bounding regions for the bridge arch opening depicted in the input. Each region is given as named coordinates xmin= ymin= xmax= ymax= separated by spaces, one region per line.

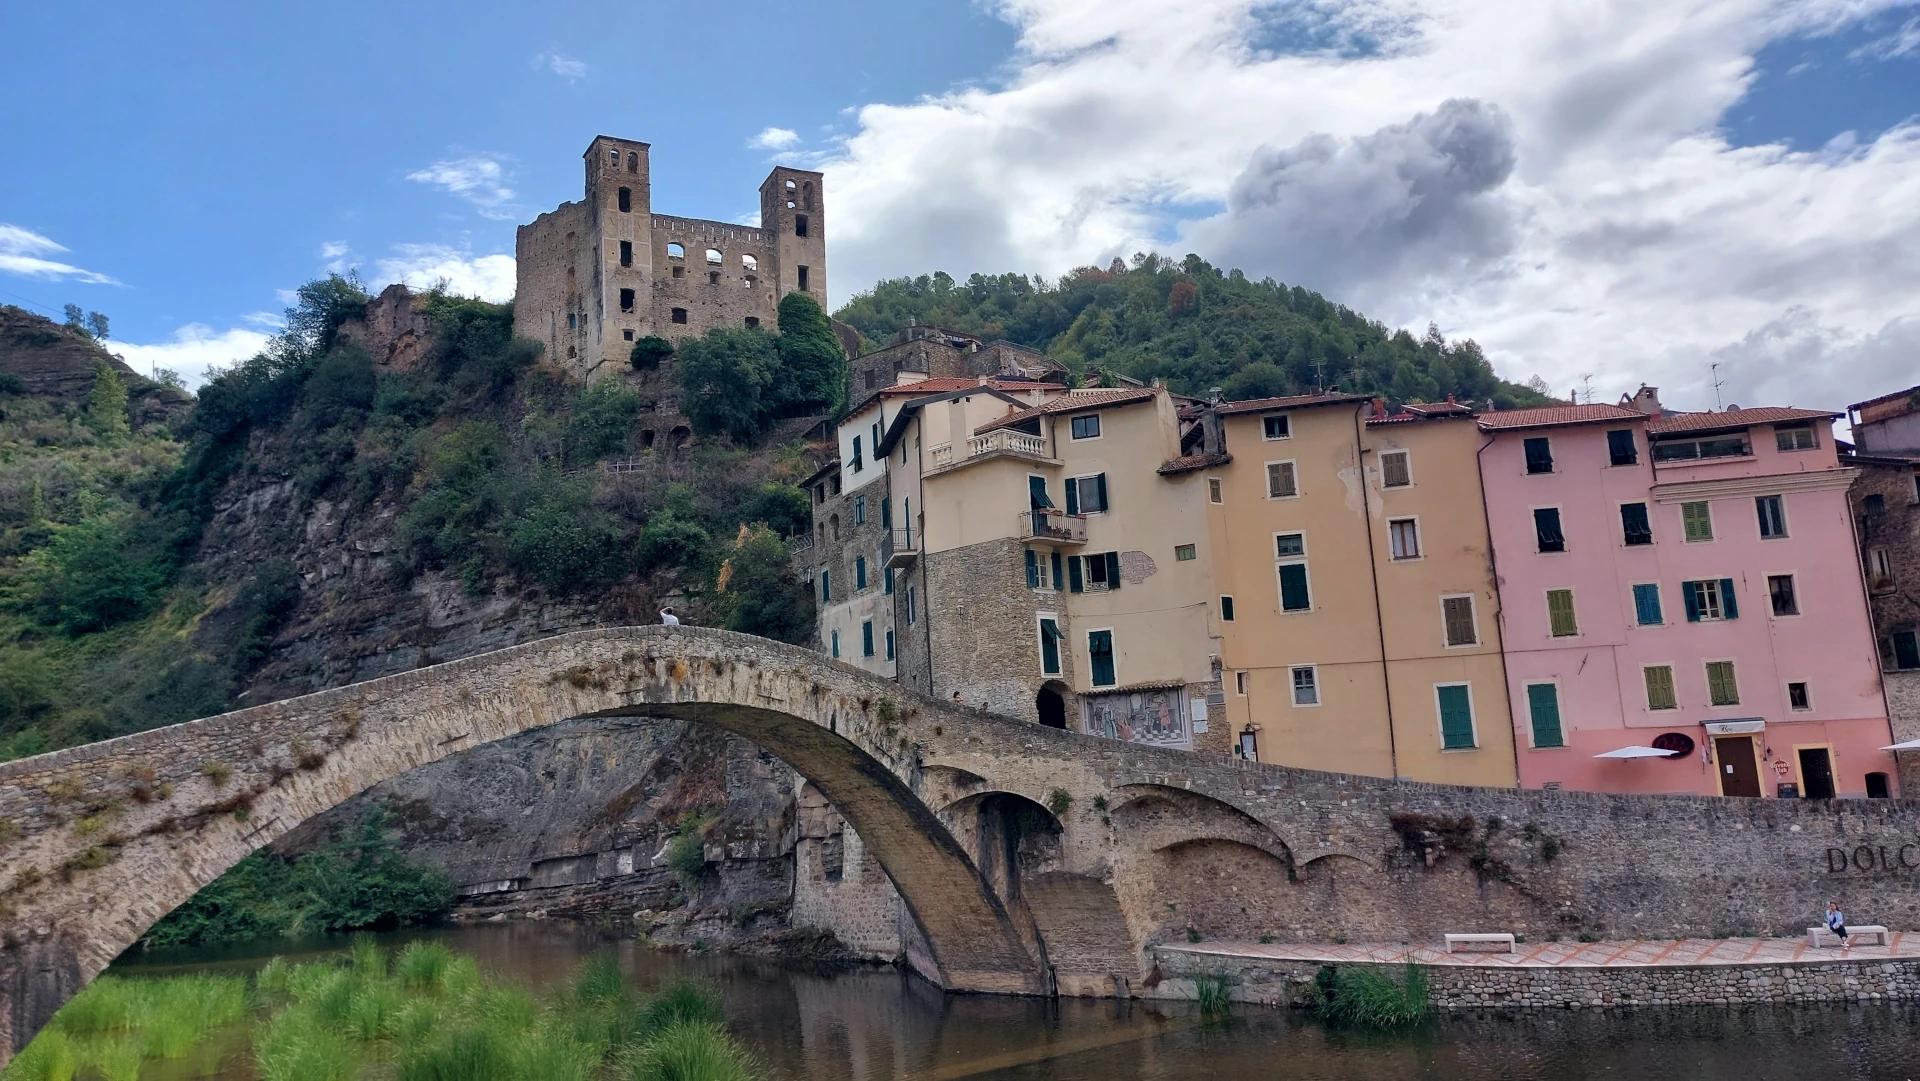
xmin=0 ymin=629 xmax=1049 ymax=1059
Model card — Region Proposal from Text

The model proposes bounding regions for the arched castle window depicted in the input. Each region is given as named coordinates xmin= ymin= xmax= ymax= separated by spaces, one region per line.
xmin=741 ymin=253 xmax=758 ymax=271
xmin=830 ymin=513 xmax=840 ymax=541
xmin=617 ymin=187 xmax=632 ymax=213
xmin=610 ymin=149 xmax=620 ymax=165
xmin=626 ymin=151 xmax=638 ymax=172
xmin=705 ymin=247 xmax=723 ymax=266
xmin=667 ymin=242 xmax=685 ymax=260
xmin=784 ymin=179 xmax=796 ymax=191
xmin=794 ymin=215 xmax=809 ymax=238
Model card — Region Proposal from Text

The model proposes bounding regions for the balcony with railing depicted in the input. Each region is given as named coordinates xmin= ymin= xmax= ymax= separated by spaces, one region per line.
xmin=1018 ymin=507 xmax=1087 ymax=545
xmin=884 ymin=526 xmax=919 ymax=568
xmin=926 ymin=429 xmax=1053 ymax=475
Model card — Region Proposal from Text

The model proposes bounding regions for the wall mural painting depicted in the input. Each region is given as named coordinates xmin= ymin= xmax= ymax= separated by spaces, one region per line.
xmin=1082 ymin=687 xmax=1192 ymax=750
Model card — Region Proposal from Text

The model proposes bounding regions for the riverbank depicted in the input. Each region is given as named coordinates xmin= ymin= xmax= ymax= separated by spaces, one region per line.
xmin=1155 ymin=934 xmax=1920 ymax=1009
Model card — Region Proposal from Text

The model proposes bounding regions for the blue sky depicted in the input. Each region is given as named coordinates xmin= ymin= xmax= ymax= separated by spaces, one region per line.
xmin=2 ymin=1 xmax=1918 ymax=411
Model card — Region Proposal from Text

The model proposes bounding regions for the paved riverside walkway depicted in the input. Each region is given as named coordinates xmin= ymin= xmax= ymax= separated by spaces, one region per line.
xmin=1164 ymin=934 xmax=1920 ymax=969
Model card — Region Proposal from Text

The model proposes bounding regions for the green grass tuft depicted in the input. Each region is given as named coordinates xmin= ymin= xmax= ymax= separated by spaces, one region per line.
xmin=622 ymin=1021 xmax=762 ymax=1081
xmin=1312 ymin=962 xmax=1431 ymax=1030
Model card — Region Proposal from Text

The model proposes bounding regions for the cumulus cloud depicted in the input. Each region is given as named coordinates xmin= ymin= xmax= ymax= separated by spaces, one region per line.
xmin=405 ymin=156 xmax=518 ymax=220
xmin=810 ymin=0 xmax=1920 ymax=411
xmin=0 ymin=223 xmax=119 ymax=285
xmin=1183 ymin=99 xmax=1519 ymax=307
xmin=372 ymin=243 xmax=515 ymax=301
xmin=749 ymin=127 xmax=802 ymax=151
xmin=114 ymin=324 xmax=274 ymax=389
xmin=531 ymin=50 xmax=588 ymax=81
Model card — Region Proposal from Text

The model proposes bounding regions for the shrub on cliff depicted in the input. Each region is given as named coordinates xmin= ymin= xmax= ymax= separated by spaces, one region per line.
xmin=630 ymin=335 xmax=674 ymax=371
xmin=503 ymin=479 xmax=627 ymax=593
xmin=635 ymin=511 xmax=712 ymax=576
xmin=712 ymin=525 xmax=813 ymax=644
xmin=772 ymin=291 xmax=845 ymax=417
xmin=15 ymin=509 xmax=169 ymax=634
xmin=678 ymin=327 xmax=778 ymax=442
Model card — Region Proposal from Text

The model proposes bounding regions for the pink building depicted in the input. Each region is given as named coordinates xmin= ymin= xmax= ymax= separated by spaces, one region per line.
xmin=1480 ymin=391 xmax=1896 ymax=798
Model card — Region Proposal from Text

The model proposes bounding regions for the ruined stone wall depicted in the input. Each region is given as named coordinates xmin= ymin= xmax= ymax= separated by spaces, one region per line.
xmin=648 ymin=216 xmax=777 ymax=344
xmin=333 ymin=284 xmax=434 ymax=372
xmin=757 ymin=167 xmax=827 ymax=313
xmin=512 ymin=201 xmax=595 ymax=376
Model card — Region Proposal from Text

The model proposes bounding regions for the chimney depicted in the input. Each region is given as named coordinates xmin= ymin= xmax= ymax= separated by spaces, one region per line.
xmin=1628 ymin=385 xmax=1662 ymax=415
xmin=1202 ymin=389 xmax=1226 ymax=456
xmin=1372 ymin=396 xmax=1387 ymax=419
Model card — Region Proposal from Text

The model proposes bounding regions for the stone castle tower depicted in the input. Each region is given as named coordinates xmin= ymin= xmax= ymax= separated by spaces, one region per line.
xmin=514 ymin=136 xmax=827 ymax=381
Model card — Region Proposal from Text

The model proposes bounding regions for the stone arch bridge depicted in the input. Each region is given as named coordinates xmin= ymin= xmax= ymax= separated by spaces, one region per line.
xmin=6 ymin=626 xmax=1920 ymax=1060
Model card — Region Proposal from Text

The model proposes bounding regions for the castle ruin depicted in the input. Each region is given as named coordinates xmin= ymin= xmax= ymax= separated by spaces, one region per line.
xmin=514 ymin=136 xmax=827 ymax=381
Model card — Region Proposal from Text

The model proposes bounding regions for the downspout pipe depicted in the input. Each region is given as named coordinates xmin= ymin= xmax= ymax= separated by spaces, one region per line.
xmin=1476 ymin=429 xmax=1523 ymax=787
xmin=1355 ymin=404 xmax=1399 ymax=779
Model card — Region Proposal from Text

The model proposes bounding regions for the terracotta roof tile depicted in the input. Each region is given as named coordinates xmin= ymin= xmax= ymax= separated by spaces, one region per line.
xmin=1646 ymin=406 xmax=1839 ymax=434
xmin=1157 ymin=451 xmax=1232 ymax=475
xmin=1475 ymin=404 xmax=1646 ymax=431
xmin=974 ymin=387 xmax=1157 ymax=434
xmin=1214 ymin=392 xmax=1369 ymax=415
xmin=847 ymin=377 xmax=1064 ymax=417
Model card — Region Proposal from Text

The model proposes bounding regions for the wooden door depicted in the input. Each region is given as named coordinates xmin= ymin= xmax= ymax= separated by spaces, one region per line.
xmin=1717 ymin=736 xmax=1761 ymax=797
xmin=1798 ymin=747 xmax=1837 ymax=799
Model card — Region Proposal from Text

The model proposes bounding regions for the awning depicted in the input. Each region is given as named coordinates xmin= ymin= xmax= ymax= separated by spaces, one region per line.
xmin=1883 ymin=738 xmax=1920 ymax=751
xmin=1594 ymin=745 xmax=1679 ymax=759
xmin=1703 ymin=719 xmax=1766 ymax=736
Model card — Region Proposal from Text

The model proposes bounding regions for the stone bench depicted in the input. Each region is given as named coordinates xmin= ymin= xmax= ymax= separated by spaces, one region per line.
xmin=1444 ymin=933 xmax=1516 ymax=954
xmin=1807 ymin=924 xmax=1889 ymax=947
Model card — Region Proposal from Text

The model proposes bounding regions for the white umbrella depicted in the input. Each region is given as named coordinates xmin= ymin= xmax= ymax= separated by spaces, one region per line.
xmin=1882 ymin=738 xmax=1920 ymax=751
xmin=1593 ymin=745 xmax=1678 ymax=759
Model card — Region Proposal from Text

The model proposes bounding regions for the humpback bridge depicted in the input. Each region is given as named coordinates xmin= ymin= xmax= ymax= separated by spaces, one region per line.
xmin=6 ymin=626 xmax=1920 ymax=1061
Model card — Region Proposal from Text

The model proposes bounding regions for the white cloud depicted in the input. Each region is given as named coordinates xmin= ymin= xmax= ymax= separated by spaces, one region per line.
xmin=372 ymin=243 xmax=515 ymax=301
xmin=0 ymin=223 xmax=119 ymax=285
xmin=405 ymin=156 xmax=518 ymax=220
xmin=241 ymin=310 xmax=286 ymax=331
xmin=319 ymin=240 xmax=353 ymax=274
xmin=1850 ymin=14 xmax=1920 ymax=58
xmin=749 ymin=127 xmax=802 ymax=151
xmin=813 ymin=0 xmax=1920 ymax=411
xmin=532 ymin=50 xmax=588 ymax=81
xmin=114 ymin=324 xmax=274 ymax=388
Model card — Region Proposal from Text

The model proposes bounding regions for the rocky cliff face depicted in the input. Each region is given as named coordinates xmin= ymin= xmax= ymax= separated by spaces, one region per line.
xmin=0 ymin=306 xmax=191 ymax=424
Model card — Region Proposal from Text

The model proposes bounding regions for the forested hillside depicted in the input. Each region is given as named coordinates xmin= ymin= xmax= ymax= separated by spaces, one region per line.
xmin=835 ymin=253 xmax=1556 ymax=407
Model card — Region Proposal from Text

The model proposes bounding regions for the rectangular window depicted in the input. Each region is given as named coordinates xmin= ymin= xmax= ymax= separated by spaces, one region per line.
xmin=871 ymin=421 xmax=881 ymax=454
xmin=1263 ymin=415 xmax=1290 ymax=440
xmin=1436 ymin=684 xmax=1476 ymax=749
xmin=906 ymin=586 xmax=917 ymax=625
xmin=1681 ymin=501 xmax=1714 ymax=542
xmin=1065 ymin=474 xmax=1109 ymax=514
xmin=1523 ymin=436 xmax=1553 ymax=474
xmin=885 ymin=629 xmax=895 ymax=661
xmin=855 ymin=557 xmax=867 ymax=591
xmin=1776 ymin=424 xmax=1818 ymax=451
xmin=1632 ymin=582 xmax=1664 ymax=626
xmin=881 ymin=498 xmax=892 ymax=527
xmin=619 ymin=287 xmax=635 ymax=312
xmin=1526 ymin=683 xmax=1565 ymax=748
xmin=1868 ymin=547 xmax=1894 ymax=591
xmin=1441 ymin=595 xmax=1477 ymax=646
xmin=1756 ymin=495 xmax=1788 ymax=538
xmin=1607 ymin=428 xmax=1638 ymax=466
xmin=1038 ymin=617 xmax=1062 ymax=676
xmin=1546 ymin=588 xmax=1578 ymax=637
xmin=1706 ymin=660 xmax=1740 ymax=706
xmin=1682 ymin=578 xmax=1738 ymax=621
xmin=797 ymin=266 xmax=810 ymax=292
xmin=1620 ymin=502 xmax=1653 ymax=545
xmin=795 ymin=214 xmax=809 ymax=238
xmin=883 ymin=567 xmax=894 ymax=596
xmin=862 ymin=621 xmax=875 ymax=658
xmin=1883 ymin=630 xmax=1920 ymax=670
xmin=1174 ymin=543 xmax=1197 ymax=561
xmin=1290 ymin=665 xmax=1319 ymax=706
xmin=1220 ymin=595 xmax=1235 ymax=622
xmin=851 ymin=435 xmax=863 ymax=473
xmin=1534 ymin=507 xmax=1565 ymax=553
xmin=1087 ymin=630 xmax=1116 ymax=687
xmin=1768 ymin=573 xmax=1798 ymax=616
xmin=671 ymin=307 xmax=688 ymax=324
xmin=1070 ymin=414 xmax=1101 ymax=439
xmin=1788 ymin=681 xmax=1810 ymax=710
xmin=619 ymin=240 xmax=633 ymax=267
xmin=1077 ymin=552 xmax=1123 ymax=592
xmin=1024 ymin=548 xmax=1039 ymax=589
xmin=1644 ymin=665 xmax=1677 ymax=710
xmin=617 ymin=186 xmax=632 ymax=212
xmin=1265 ymin=461 xmax=1298 ymax=499
xmin=1389 ymin=518 xmax=1421 ymax=560
xmin=853 ymin=494 xmax=866 ymax=525
xmin=820 ymin=569 xmax=831 ymax=602
xmin=1381 ymin=450 xmax=1412 ymax=488
xmin=830 ymin=629 xmax=840 ymax=658
xmin=1207 ymin=477 xmax=1223 ymax=504
xmin=1235 ymin=671 xmax=1249 ymax=695
xmin=1653 ymin=435 xmax=1750 ymax=461
xmin=1276 ymin=533 xmax=1310 ymax=612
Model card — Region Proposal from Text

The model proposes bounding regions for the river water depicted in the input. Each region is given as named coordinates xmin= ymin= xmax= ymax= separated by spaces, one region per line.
xmin=115 ymin=922 xmax=1920 ymax=1080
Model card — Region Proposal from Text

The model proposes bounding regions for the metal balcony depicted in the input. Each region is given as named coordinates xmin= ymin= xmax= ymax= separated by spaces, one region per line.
xmin=1018 ymin=507 xmax=1087 ymax=545
xmin=885 ymin=527 xmax=919 ymax=568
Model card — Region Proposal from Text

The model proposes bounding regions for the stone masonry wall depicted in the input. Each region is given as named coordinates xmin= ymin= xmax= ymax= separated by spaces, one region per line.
xmin=925 ymin=538 xmax=1050 ymax=719
xmin=1851 ymin=459 xmax=1920 ymax=787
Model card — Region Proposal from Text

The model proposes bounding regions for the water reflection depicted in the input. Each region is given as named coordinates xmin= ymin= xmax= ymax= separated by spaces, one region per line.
xmin=119 ymin=922 xmax=1920 ymax=1080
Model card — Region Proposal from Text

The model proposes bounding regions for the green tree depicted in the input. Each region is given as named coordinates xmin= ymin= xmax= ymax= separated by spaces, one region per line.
xmin=85 ymin=361 xmax=130 ymax=443
xmin=565 ymin=379 xmax=641 ymax=464
xmin=714 ymin=525 xmax=813 ymax=643
xmin=678 ymin=326 xmax=778 ymax=441
xmin=283 ymin=273 xmax=370 ymax=354
xmin=741 ymin=483 xmax=810 ymax=537
xmin=773 ymin=292 xmax=846 ymax=416
xmin=1220 ymin=362 xmax=1290 ymax=401
xmin=635 ymin=511 xmax=712 ymax=575
xmin=502 ymin=480 xmax=627 ymax=592
xmin=85 ymin=311 xmax=109 ymax=340
xmin=63 ymin=303 xmax=85 ymax=330
xmin=20 ymin=512 xmax=168 ymax=634
xmin=630 ymin=335 xmax=674 ymax=371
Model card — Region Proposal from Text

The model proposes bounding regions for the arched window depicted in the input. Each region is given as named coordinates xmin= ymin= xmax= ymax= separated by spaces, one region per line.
xmin=705 ymin=247 xmax=722 ymax=266
xmin=609 ymin=149 xmax=620 ymax=165
xmin=784 ymin=178 xmax=796 ymax=192
xmin=741 ymin=253 xmax=758 ymax=271
xmin=671 ymin=425 xmax=691 ymax=448
xmin=666 ymin=242 xmax=685 ymax=260
xmin=830 ymin=514 xmax=840 ymax=540
xmin=626 ymin=151 xmax=638 ymax=172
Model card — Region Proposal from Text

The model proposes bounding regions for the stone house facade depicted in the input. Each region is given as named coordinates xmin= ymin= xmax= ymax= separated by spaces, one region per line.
xmin=1845 ymin=384 xmax=1920 ymax=789
xmin=847 ymin=323 xmax=1067 ymax=400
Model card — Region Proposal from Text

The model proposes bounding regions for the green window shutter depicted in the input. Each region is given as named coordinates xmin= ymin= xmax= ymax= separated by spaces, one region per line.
xmin=1051 ymin=551 xmax=1064 ymax=590
xmin=1527 ymin=684 xmax=1563 ymax=748
xmin=1279 ymin=563 xmax=1310 ymax=611
xmin=1105 ymin=552 xmax=1122 ymax=591
xmin=862 ymin=621 xmax=874 ymax=657
xmin=1065 ymin=478 xmax=1080 ymax=516
xmin=881 ymin=498 xmax=892 ymax=527
xmin=1547 ymin=590 xmax=1577 ymax=636
xmin=1645 ymin=667 xmax=1676 ymax=710
xmin=1719 ymin=578 xmax=1739 ymax=619
xmin=1437 ymin=685 xmax=1475 ymax=749
xmin=1024 ymin=548 xmax=1039 ymax=588
xmin=1088 ymin=630 xmax=1115 ymax=686
xmin=1682 ymin=502 xmax=1712 ymax=541
xmin=1708 ymin=661 xmax=1739 ymax=705
xmin=1039 ymin=619 xmax=1060 ymax=674
xmin=1095 ymin=473 xmax=1109 ymax=511
xmin=1068 ymin=556 xmax=1084 ymax=593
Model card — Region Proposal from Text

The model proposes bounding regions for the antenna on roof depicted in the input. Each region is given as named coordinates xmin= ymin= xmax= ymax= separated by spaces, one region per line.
xmin=1579 ymin=373 xmax=1594 ymax=405
xmin=1710 ymin=362 xmax=1727 ymax=410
